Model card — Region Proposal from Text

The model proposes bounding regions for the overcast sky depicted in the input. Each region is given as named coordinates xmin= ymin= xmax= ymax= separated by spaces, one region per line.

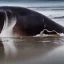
xmin=0 ymin=0 xmax=64 ymax=3
xmin=0 ymin=0 xmax=63 ymax=7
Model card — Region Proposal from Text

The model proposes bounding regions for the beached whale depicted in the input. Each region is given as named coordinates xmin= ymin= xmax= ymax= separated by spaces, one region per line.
xmin=0 ymin=6 xmax=64 ymax=36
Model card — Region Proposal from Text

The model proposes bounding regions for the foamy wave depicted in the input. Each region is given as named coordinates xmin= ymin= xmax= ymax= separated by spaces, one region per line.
xmin=33 ymin=33 xmax=64 ymax=37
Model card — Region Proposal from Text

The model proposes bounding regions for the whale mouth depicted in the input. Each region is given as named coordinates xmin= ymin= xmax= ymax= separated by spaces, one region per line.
xmin=43 ymin=29 xmax=58 ymax=34
xmin=40 ymin=29 xmax=59 ymax=36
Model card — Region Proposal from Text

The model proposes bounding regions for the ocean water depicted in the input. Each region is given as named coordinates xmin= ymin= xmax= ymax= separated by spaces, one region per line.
xmin=0 ymin=2 xmax=64 ymax=64
xmin=29 ymin=6 xmax=64 ymax=27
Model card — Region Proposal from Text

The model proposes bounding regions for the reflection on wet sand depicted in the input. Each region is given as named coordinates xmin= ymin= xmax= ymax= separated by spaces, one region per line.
xmin=0 ymin=40 xmax=4 ymax=64
xmin=0 ymin=36 xmax=64 ymax=64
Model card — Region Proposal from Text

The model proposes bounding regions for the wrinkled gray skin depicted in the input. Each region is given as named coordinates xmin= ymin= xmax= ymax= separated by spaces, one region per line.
xmin=0 ymin=6 xmax=64 ymax=36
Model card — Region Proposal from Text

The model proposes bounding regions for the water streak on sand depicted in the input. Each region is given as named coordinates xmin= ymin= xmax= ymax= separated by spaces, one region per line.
xmin=0 ymin=10 xmax=17 ymax=56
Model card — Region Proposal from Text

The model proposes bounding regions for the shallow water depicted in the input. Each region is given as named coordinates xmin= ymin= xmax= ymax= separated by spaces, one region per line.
xmin=0 ymin=36 xmax=64 ymax=64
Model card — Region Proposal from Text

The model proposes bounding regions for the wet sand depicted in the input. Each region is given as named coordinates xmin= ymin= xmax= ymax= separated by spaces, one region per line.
xmin=0 ymin=36 xmax=64 ymax=64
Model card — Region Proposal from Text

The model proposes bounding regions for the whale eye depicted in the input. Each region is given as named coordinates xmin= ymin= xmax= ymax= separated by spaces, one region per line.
xmin=0 ymin=11 xmax=5 ymax=33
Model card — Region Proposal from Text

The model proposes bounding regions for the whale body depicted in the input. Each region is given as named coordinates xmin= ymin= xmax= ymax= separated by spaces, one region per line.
xmin=0 ymin=6 xmax=64 ymax=36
